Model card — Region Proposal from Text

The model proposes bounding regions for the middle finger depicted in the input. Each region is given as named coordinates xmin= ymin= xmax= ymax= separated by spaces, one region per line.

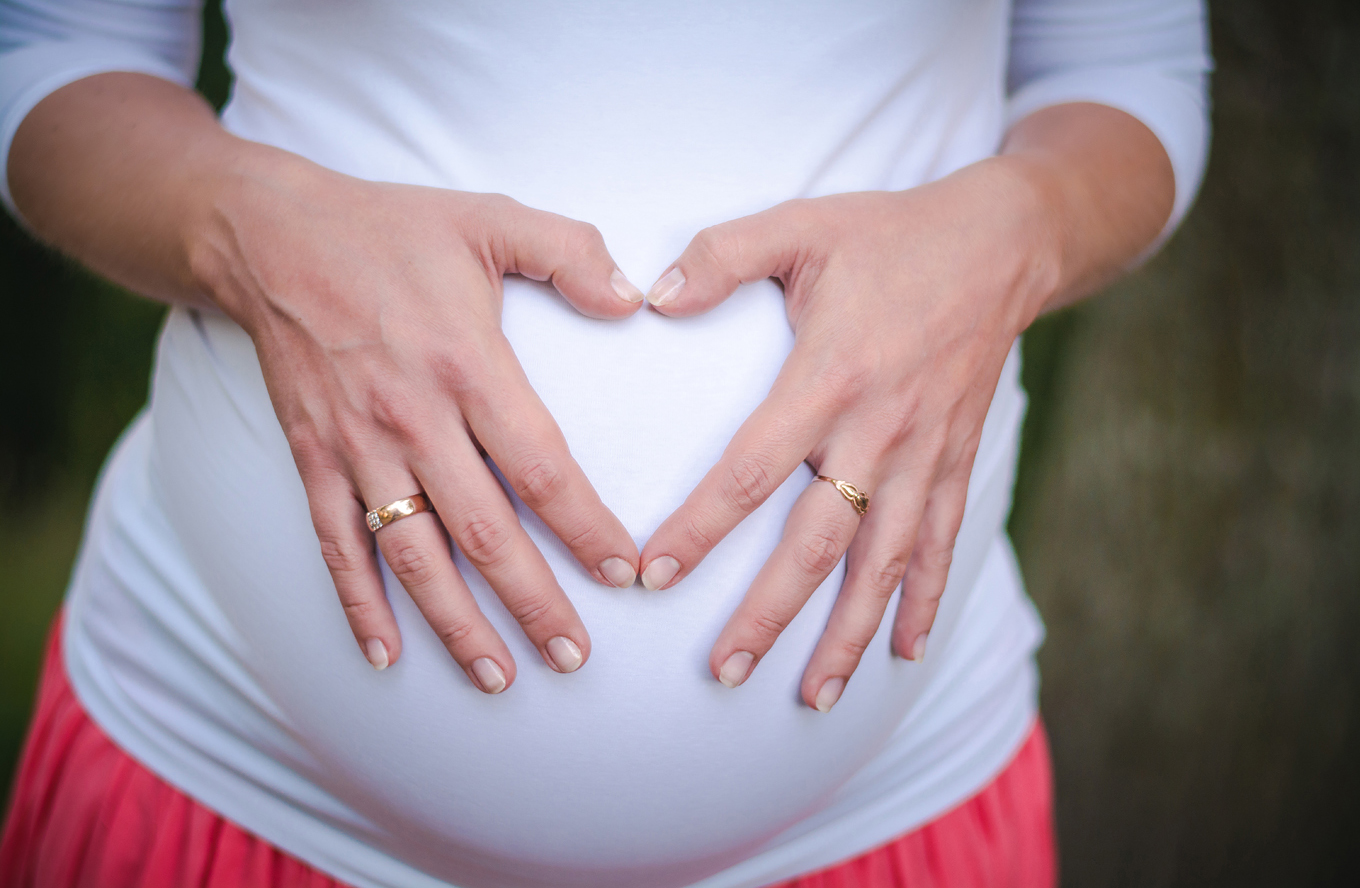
xmin=707 ymin=456 xmax=873 ymax=691
xmin=413 ymin=428 xmax=592 ymax=675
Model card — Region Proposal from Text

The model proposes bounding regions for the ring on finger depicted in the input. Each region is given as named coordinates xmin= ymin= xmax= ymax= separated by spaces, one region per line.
xmin=366 ymin=493 xmax=437 ymax=532
xmin=813 ymin=475 xmax=870 ymax=516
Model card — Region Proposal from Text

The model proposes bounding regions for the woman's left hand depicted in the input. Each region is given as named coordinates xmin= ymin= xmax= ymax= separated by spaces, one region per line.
xmin=636 ymin=158 xmax=1062 ymax=712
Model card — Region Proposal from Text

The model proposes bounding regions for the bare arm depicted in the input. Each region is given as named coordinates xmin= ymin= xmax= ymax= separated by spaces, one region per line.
xmin=1003 ymin=102 xmax=1175 ymax=312
xmin=10 ymin=73 xmax=240 ymax=308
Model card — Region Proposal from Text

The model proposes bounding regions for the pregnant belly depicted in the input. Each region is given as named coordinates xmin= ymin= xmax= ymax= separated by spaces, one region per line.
xmin=149 ymin=281 xmax=938 ymax=888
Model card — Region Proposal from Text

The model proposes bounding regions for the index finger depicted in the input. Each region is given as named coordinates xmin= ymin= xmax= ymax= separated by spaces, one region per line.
xmin=639 ymin=364 xmax=832 ymax=590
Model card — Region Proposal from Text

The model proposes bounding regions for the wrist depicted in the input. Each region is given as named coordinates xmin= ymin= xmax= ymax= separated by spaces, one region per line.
xmin=183 ymin=139 xmax=327 ymax=328
xmin=962 ymin=153 xmax=1069 ymax=333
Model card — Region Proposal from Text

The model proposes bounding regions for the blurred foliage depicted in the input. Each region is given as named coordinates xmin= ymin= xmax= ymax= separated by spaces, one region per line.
xmin=1010 ymin=1 xmax=1360 ymax=885
xmin=1 ymin=1 xmax=1357 ymax=886
xmin=0 ymin=0 xmax=228 ymax=807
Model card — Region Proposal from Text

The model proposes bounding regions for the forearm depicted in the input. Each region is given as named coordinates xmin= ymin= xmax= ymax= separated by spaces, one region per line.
xmin=6 ymin=71 xmax=303 ymax=312
xmin=999 ymin=101 xmax=1177 ymax=317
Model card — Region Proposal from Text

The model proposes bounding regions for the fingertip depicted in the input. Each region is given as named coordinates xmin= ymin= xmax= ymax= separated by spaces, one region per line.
xmin=714 ymin=649 xmax=755 ymax=688
xmin=365 ymin=633 xmax=404 ymax=670
xmin=610 ymin=269 xmax=646 ymax=306
xmin=546 ymin=635 xmax=585 ymax=673
xmin=471 ymin=656 xmax=513 ymax=694
xmin=813 ymin=676 xmax=846 ymax=713
xmin=362 ymin=637 xmax=389 ymax=670
xmin=891 ymin=617 xmax=932 ymax=661
xmin=640 ymin=555 xmax=680 ymax=591
xmin=600 ymin=556 xmax=638 ymax=588
xmin=645 ymin=266 xmax=686 ymax=309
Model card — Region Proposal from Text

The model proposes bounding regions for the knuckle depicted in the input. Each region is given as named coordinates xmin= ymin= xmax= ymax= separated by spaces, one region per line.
xmin=453 ymin=508 xmax=513 ymax=565
xmin=692 ymin=226 xmax=729 ymax=264
xmin=319 ymin=534 xmax=370 ymax=578
xmin=287 ymin=430 xmax=331 ymax=473
xmin=428 ymin=350 xmax=480 ymax=398
xmin=506 ymin=590 xmax=557 ymax=630
xmin=433 ymin=615 xmax=479 ymax=651
xmin=725 ymin=453 xmax=779 ymax=513
xmin=368 ymin=386 xmax=423 ymax=440
xmin=560 ymin=520 xmax=604 ymax=556
xmin=340 ymin=598 xmax=377 ymax=622
xmin=861 ymin=555 xmax=910 ymax=597
xmin=791 ymin=522 xmax=847 ymax=577
xmin=917 ymin=539 xmax=956 ymax=575
xmin=485 ymin=192 xmax=518 ymax=213
xmin=834 ymin=632 xmax=872 ymax=662
xmin=681 ymin=515 xmax=723 ymax=554
xmin=384 ymin=538 xmax=441 ymax=587
xmin=470 ymin=192 xmax=518 ymax=225
xmin=818 ymin=356 xmax=878 ymax=400
xmin=507 ymin=451 xmax=567 ymax=509
xmin=568 ymin=220 xmax=606 ymax=253
xmin=748 ymin=609 xmax=791 ymax=644
xmin=780 ymin=198 xmax=817 ymax=227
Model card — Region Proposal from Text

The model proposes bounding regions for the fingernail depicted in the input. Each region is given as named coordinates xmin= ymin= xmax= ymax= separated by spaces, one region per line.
xmin=911 ymin=633 xmax=929 ymax=662
xmin=610 ymin=268 xmax=645 ymax=303
xmin=546 ymin=636 xmax=583 ymax=673
xmin=472 ymin=657 xmax=507 ymax=694
xmin=815 ymin=677 xmax=846 ymax=713
xmin=646 ymin=267 xmax=685 ymax=306
xmin=641 ymin=555 xmax=680 ymax=590
xmin=600 ymin=556 xmax=637 ymax=588
xmin=364 ymin=638 xmax=389 ymax=671
xmin=718 ymin=650 xmax=755 ymax=688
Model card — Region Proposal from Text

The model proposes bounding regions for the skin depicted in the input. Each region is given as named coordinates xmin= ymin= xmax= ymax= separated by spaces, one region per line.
xmin=9 ymin=71 xmax=1173 ymax=707
xmin=9 ymin=73 xmax=648 ymax=693
xmin=639 ymin=102 xmax=1174 ymax=711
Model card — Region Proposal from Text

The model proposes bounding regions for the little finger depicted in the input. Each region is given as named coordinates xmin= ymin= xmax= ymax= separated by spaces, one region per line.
xmin=890 ymin=459 xmax=974 ymax=663
xmin=798 ymin=475 xmax=924 ymax=711
xmin=308 ymin=469 xmax=403 ymax=671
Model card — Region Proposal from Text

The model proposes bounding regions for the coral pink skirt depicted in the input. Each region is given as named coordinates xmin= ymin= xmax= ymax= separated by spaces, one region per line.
xmin=1 ymin=614 xmax=1056 ymax=887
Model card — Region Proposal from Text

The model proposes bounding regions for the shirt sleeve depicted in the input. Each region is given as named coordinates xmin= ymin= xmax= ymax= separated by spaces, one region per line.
xmin=0 ymin=0 xmax=203 ymax=219
xmin=1007 ymin=0 xmax=1212 ymax=249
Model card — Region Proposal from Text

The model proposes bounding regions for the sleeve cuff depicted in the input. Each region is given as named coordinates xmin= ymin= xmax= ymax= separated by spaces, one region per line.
xmin=1005 ymin=65 xmax=1210 ymax=255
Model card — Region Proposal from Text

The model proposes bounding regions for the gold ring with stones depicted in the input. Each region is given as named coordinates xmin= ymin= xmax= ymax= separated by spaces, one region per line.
xmin=365 ymin=493 xmax=436 ymax=532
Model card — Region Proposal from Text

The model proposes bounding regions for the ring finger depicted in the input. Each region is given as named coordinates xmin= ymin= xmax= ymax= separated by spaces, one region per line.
xmin=707 ymin=456 xmax=873 ymax=692
xmin=360 ymin=466 xmax=517 ymax=694
xmin=798 ymin=471 xmax=926 ymax=710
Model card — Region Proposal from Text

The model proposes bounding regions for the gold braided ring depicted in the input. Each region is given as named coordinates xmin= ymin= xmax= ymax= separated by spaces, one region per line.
xmin=813 ymin=475 xmax=870 ymax=516
xmin=365 ymin=493 xmax=436 ymax=532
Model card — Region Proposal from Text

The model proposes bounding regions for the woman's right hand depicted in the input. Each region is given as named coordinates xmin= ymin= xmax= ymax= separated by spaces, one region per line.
xmin=188 ymin=152 xmax=645 ymax=692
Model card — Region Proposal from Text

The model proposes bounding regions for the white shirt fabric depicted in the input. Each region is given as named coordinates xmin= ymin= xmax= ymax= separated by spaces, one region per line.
xmin=0 ymin=3 xmax=1210 ymax=887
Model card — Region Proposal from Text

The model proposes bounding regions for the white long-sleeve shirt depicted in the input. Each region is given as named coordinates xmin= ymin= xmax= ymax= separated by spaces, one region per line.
xmin=0 ymin=3 xmax=1210 ymax=887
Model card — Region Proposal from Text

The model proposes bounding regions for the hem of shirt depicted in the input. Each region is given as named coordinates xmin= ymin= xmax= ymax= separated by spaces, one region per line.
xmin=60 ymin=409 xmax=1042 ymax=888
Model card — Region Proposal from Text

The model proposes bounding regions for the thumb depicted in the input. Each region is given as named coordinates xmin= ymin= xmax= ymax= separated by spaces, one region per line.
xmin=645 ymin=202 xmax=808 ymax=318
xmin=498 ymin=200 xmax=644 ymax=320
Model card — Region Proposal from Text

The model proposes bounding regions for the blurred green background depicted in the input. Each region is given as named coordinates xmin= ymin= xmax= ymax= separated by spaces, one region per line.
xmin=2 ymin=1 xmax=1357 ymax=885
